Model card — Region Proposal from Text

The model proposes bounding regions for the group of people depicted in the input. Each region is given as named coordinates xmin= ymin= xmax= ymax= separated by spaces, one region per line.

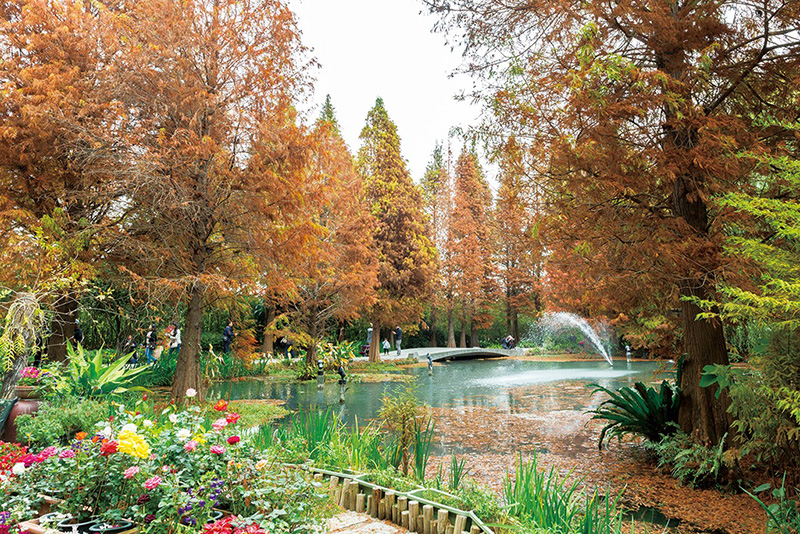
xmin=122 ymin=322 xmax=182 ymax=366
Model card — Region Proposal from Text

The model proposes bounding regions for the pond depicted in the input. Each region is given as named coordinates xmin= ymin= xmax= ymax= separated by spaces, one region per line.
xmin=209 ymin=357 xmax=673 ymax=455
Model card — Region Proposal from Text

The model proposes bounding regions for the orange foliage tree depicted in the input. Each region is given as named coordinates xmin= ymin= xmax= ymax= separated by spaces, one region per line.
xmin=426 ymin=0 xmax=800 ymax=442
xmin=289 ymin=97 xmax=379 ymax=366
xmin=448 ymin=149 xmax=495 ymax=347
xmin=0 ymin=0 xmax=126 ymax=360
xmin=357 ymin=98 xmax=437 ymax=362
xmin=110 ymin=0 xmax=313 ymax=401
xmin=493 ymin=138 xmax=544 ymax=342
xmin=421 ymin=143 xmax=452 ymax=347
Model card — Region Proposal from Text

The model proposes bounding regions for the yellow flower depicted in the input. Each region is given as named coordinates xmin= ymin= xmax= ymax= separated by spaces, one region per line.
xmin=255 ymin=459 xmax=269 ymax=471
xmin=118 ymin=429 xmax=151 ymax=459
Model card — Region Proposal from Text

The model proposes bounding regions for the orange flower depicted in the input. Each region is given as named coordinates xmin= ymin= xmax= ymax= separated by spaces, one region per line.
xmin=75 ymin=432 xmax=87 ymax=441
xmin=213 ymin=399 xmax=228 ymax=412
xmin=91 ymin=435 xmax=100 ymax=443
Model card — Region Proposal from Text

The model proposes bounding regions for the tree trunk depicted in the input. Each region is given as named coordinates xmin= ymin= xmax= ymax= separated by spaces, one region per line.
xmin=470 ymin=318 xmax=478 ymax=348
xmin=306 ymin=320 xmax=319 ymax=367
xmin=677 ymin=282 xmax=732 ymax=445
xmin=447 ymin=308 xmax=456 ymax=348
xmin=459 ymin=310 xmax=467 ymax=348
xmin=369 ymin=317 xmax=381 ymax=363
xmin=172 ymin=283 xmax=204 ymax=402
xmin=260 ymin=305 xmax=274 ymax=356
xmin=512 ymin=307 xmax=519 ymax=345
xmin=47 ymin=293 xmax=77 ymax=362
xmin=429 ymin=309 xmax=437 ymax=347
xmin=672 ymin=175 xmax=732 ymax=445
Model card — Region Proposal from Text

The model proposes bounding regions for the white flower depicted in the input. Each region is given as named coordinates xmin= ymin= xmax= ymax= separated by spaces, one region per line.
xmin=176 ymin=428 xmax=191 ymax=440
xmin=102 ymin=426 xmax=113 ymax=439
xmin=143 ymin=419 xmax=154 ymax=428
xmin=185 ymin=388 xmax=197 ymax=398
xmin=12 ymin=463 xmax=25 ymax=476
xmin=168 ymin=414 xmax=178 ymax=424
xmin=121 ymin=423 xmax=137 ymax=433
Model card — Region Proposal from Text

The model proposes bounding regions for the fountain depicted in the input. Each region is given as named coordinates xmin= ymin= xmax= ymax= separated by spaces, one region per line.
xmin=531 ymin=312 xmax=614 ymax=365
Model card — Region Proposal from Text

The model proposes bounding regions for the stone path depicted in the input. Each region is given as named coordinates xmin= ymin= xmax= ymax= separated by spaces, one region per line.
xmin=328 ymin=511 xmax=408 ymax=534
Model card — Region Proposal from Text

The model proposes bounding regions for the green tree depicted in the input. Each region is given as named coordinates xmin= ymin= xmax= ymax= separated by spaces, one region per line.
xmin=357 ymin=98 xmax=437 ymax=362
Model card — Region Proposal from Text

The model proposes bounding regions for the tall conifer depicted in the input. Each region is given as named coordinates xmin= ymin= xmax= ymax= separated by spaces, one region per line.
xmin=357 ymin=98 xmax=436 ymax=362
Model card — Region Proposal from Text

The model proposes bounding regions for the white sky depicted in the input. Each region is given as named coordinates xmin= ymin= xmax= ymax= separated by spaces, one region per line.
xmin=289 ymin=0 xmax=481 ymax=181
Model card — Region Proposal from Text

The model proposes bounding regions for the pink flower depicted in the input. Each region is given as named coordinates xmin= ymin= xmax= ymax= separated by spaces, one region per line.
xmin=209 ymin=445 xmax=225 ymax=455
xmin=226 ymin=435 xmax=240 ymax=445
xmin=225 ymin=412 xmax=241 ymax=424
xmin=123 ymin=466 xmax=140 ymax=479
xmin=39 ymin=446 xmax=58 ymax=460
xmin=144 ymin=476 xmax=162 ymax=490
xmin=212 ymin=418 xmax=228 ymax=431
xmin=184 ymin=440 xmax=198 ymax=452
xmin=58 ymin=449 xmax=76 ymax=459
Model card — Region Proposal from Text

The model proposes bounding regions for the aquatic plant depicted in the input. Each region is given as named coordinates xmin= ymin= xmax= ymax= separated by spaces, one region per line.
xmin=411 ymin=419 xmax=435 ymax=482
xmin=503 ymin=453 xmax=580 ymax=531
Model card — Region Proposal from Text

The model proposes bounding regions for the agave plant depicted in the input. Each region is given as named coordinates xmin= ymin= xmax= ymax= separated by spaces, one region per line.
xmin=588 ymin=379 xmax=681 ymax=449
xmin=62 ymin=342 xmax=151 ymax=398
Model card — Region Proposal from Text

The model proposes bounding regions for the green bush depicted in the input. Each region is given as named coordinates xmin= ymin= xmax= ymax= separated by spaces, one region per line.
xmin=646 ymin=430 xmax=731 ymax=488
xmin=15 ymin=397 xmax=109 ymax=447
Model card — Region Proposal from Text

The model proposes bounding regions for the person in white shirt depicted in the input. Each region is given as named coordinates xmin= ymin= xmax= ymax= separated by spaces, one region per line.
xmin=168 ymin=322 xmax=181 ymax=358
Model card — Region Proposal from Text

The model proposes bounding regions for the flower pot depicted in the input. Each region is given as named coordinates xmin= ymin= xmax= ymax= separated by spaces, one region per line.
xmin=14 ymin=385 xmax=39 ymax=399
xmin=88 ymin=520 xmax=135 ymax=534
xmin=57 ymin=516 xmax=99 ymax=534
xmin=1 ymin=396 xmax=40 ymax=442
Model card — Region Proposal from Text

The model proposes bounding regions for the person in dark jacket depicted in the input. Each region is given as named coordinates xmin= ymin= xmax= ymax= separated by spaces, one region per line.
xmin=394 ymin=326 xmax=402 ymax=356
xmin=73 ymin=320 xmax=84 ymax=346
xmin=145 ymin=324 xmax=158 ymax=364
xmin=222 ymin=321 xmax=234 ymax=354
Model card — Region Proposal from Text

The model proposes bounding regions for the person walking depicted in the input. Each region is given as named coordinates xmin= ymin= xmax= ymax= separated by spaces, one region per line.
xmin=394 ymin=326 xmax=403 ymax=356
xmin=382 ymin=338 xmax=390 ymax=356
xmin=222 ymin=321 xmax=234 ymax=354
xmin=168 ymin=322 xmax=181 ymax=358
xmin=145 ymin=324 xmax=158 ymax=364
xmin=73 ymin=319 xmax=84 ymax=347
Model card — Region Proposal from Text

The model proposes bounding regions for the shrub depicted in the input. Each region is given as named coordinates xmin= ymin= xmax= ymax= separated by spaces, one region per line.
xmin=587 ymin=378 xmax=681 ymax=449
xmin=646 ymin=430 xmax=733 ymax=488
xmin=15 ymin=397 xmax=108 ymax=447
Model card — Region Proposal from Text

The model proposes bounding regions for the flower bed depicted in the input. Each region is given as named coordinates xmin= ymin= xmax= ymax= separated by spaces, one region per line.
xmin=0 ymin=392 xmax=329 ymax=534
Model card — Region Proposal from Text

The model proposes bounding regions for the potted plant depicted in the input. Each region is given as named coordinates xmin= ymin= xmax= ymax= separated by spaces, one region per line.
xmin=14 ymin=367 xmax=41 ymax=399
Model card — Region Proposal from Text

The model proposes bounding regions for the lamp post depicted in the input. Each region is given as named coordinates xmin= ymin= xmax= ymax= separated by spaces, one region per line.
xmin=317 ymin=359 xmax=324 ymax=390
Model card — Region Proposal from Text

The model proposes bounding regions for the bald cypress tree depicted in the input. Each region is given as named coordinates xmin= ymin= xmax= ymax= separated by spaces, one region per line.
xmin=357 ymin=98 xmax=436 ymax=362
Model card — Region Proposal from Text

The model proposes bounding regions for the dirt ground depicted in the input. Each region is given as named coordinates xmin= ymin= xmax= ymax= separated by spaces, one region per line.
xmin=425 ymin=381 xmax=769 ymax=534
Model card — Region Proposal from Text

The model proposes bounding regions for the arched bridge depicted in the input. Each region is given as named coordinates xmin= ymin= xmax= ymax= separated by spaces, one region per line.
xmin=357 ymin=346 xmax=523 ymax=362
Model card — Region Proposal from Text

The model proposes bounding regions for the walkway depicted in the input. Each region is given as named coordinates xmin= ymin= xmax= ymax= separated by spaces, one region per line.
xmin=328 ymin=511 xmax=407 ymax=534
xmin=355 ymin=346 xmax=524 ymax=362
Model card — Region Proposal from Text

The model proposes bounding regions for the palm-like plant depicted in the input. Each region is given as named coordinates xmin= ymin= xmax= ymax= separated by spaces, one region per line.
xmin=62 ymin=342 xmax=151 ymax=397
xmin=588 ymin=379 xmax=681 ymax=449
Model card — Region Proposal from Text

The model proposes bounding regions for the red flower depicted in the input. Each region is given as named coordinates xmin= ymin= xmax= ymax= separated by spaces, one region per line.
xmin=100 ymin=440 xmax=119 ymax=456
xmin=225 ymin=412 xmax=240 ymax=424
xmin=226 ymin=435 xmax=240 ymax=445
xmin=213 ymin=400 xmax=228 ymax=412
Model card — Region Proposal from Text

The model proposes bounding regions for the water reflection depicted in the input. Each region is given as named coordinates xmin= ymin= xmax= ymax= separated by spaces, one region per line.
xmin=210 ymin=358 xmax=671 ymax=428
